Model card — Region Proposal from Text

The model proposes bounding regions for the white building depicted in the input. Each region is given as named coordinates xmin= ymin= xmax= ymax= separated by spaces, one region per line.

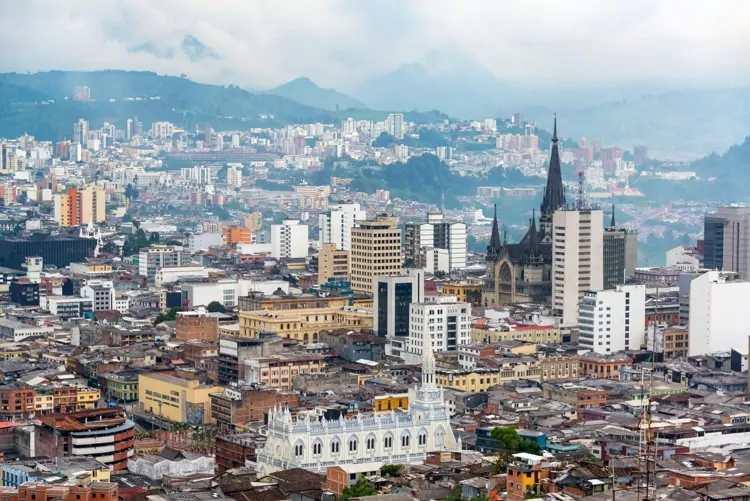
xmin=666 ymin=245 xmax=701 ymax=272
xmin=256 ymin=338 xmax=456 ymax=475
xmin=128 ymin=453 xmax=214 ymax=480
xmin=0 ymin=319 xmax=54 ymax=342
xmin=319 ymin=203 xmax=367 ymax=251
xmin=182 ymin=278 xmax=290 ymax=308
xmin=138 ymin=245 xmax=193 ymax=280
xmin=271 ymin=219 xmax=308 ymax=259
xmin=386 ymin=113 xmax=405 ymax=140
xmin=407 ymin=296 xmax=471 ymax=362
xmin=374 ymin=271 xmax=424 ymax=357
xmin=404 ymin=212 xmax=467 ymax=271
xmin=80 ymin=279 xmax=114 ymax=311
xmin=552 ymin=209 xmax=604 ymax=326
xmin=688 ymin=271 xmax=750 ymax=356
xmin=155 ymin=266 xmax=211 ymax=287
xmin=578 ymin=284 xmax=646 ymax=354
xmin=227 ymin=165 xmax=243 ymax=188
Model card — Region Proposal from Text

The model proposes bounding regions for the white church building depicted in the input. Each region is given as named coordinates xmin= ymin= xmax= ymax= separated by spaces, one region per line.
xmin=256 ymin=343 xmax=457 ymax=475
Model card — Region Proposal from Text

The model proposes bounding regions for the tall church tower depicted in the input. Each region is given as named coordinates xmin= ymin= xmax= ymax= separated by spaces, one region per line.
xmin=539 ymin=116 xmax=566 ymax=239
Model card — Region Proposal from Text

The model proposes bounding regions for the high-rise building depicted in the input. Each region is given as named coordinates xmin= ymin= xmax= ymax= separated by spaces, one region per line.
xmin=318 ymin=202 xmax=367 ymax=251
xmin=578 ymin=285 xmax=646 ymax=355
xmin=633 ymin=145 xmax=648 ymax=166
xmin=73 ymin=119 xmax=89 ymax=145
xmin=603 ymin=205 xmax=638 ymax=289
xmin=689 ymin=270 xmax=750 ymax=356
xmin=404 ymin=212 xmax=467 ymax=272
xmin=126 ymin=119 xmax=134 ymax=140
xmin=407 ymin=296 xmax=471 ymax=359
xmin=373 ymin=271 xmax=424 ymax=347
xmin=150 ymin=121 xmax=174 ymax=140
xmin=552 ymin=208 xmax=604 ymax=326
xmin=227 ymin=165 xmax=242 ymax=188
xmin=386 ymin=113 xmax=405 ymax=140
xmin=317 ymin=243 xmax=350 ymax=285
xmin=53 ymin=184 xmax=105 ymax=227
xmin=270 ymin=219 xmax=309 ymax=259
xmin=350 ymin=215 xmax=402 ymax=293
xmin=703 ymin=207 xmax=750 ymax=279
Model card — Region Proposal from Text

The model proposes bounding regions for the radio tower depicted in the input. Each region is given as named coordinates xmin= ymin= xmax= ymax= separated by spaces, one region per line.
xmin=576 ymin=170 xmax=586 ymax=210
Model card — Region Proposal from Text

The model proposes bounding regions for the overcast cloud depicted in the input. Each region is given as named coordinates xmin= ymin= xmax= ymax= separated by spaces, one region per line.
xmin=3 ymin=0 xmax=750 ymax=90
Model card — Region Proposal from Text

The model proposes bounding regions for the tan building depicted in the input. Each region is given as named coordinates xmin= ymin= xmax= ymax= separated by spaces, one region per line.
xmin=239 ymin=306 xmax=373 ymax=342
xmin=471 ymin=324 xmax=561 ymax=344
xmin=175 ymin=311 xmax=218 ymax=342
xmin=244 ymin=212 xmax=263 ymax=232
xmin=138 ymin=372 xmax=224 ymax=424
xmin=439 ymin=282 xmax=483 ymax=305
xmin=239 ymin=292 xmax=352 ymax=311
xmin=664 ymin=327 xmax=689 ymax=360
xmin=246 ymin=354 xmax=326 ymax=390
xmin=317 ymin=243 xmax=350 ymax=285
xmin=350 ymin=215 xmax=402 ymax=293
xmin=78 ymin=184 xmax=106 ymax=224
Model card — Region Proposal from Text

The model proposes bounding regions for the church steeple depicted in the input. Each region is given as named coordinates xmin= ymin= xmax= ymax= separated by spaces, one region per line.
xmin=610 ymin=204 xmax=616 ymax=228
xmin=541 ymin=116 xmax=566 ymax=217
xmin=487 ymin=204 xmax=502 ymax=257
xmin=527 ymin=209 xmax=539 ymax=255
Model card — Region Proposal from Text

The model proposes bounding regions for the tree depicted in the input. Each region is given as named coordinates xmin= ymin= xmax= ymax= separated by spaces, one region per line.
xmin=434 ymin=270 xmax=447 ymax=279
xmin=150 ymin=232 xmax=160 ymax=243
xmin=154 ymin=307 xmax=180 ymax=325
xmin=491 ymin=426 xmax=541 ymax=456
xmin=341 ymin=476 xmax=376 ymax=501
xmin=206 ymin=301 xmax=226 ymax=313
xmin=380 ymin=464 xmax=403 ymax=477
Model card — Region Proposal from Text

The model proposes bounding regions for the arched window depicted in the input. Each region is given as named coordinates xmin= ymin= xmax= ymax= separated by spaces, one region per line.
xmin=366 ymin=435 xmax=376 ymax=451
xmin=294 ymin=442 xmax=304 ymax=457
xmin=331 ymin=437 xmax=341 ymax=454
xmin=348 ymin=436 xmax=358 ymax=452
xmin=312 ymin=440 xmax=323 ymax=456
xmin=383 ymin=433 xmax=393 ymax=450
xmin=435 ymin=426 xmax=445 ymax=447
xmin=401 ymin=432 xmax=410 ymax=448
xmin=418 ymin=429 xmax=427 ymax=446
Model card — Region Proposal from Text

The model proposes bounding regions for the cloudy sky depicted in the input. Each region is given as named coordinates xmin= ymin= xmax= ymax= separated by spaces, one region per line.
xmin=4 ymin=0 xmax=750 ymax=90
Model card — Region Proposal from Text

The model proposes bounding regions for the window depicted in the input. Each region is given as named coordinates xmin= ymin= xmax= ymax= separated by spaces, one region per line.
xmin=418 ymin=431 xmax=427 ymax=446
xmin=294 ymin=443 xmax=304 ymax=457
xmin=331 ymin=438 xmax=340 ymax=454
xmin=366 ymin=436 xmax=376 ymax=451
xmin=384 ymin=434 xmax=393 ymax=449
xmin=401 ymin=433 xmax=410 ymax=447
xmin=349 ymin=437 xmax=358 ymax=452
xmin=313 ymin=441 xmax=322 ymax=456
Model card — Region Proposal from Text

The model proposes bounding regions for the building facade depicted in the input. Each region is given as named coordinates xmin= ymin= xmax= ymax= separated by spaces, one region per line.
xmin=317 ymin=243 xmax=350 ymax=285
xmin=350 ymin=215 xmax=402 ymax=294
xmin=404 ymin=212 xmax=467 ymax=271
xmin=407 ymin=296 xmax=471 ymax=359
xmin=318 ymin=203 xmax=367 ymax=251
xmin=603 ymin=208 xmax=638 ymax=289
xmin=138 ymin=245 xmax=192 ymax=280
xmin=552 ymin=209 xmax=604 ymax=326
xmin=703 ymin=207 xmax=750 ymax=278
xmin=138 ymin=373 xmax=224 ymax=425
xmin=271 ymin=219 xmax=309 ymax=259
xmin=256 ymin=345 xmax=456 ymax=474
xmin=374 ymin=271 xmax=424 ymax=347
xmin=578 ymin=285 xmax=646 ymax=354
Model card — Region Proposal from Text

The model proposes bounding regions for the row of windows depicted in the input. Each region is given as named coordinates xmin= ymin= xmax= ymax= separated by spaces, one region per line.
xmin=292 ymin=430 xmax=442 ymax=458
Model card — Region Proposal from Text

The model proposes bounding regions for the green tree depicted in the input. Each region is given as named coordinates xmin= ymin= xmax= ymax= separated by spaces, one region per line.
xmin=380 ymin=464 xmax=403 ymax=477
xmin=434 ymin=270 xmax=447 ymax=279
xmin=206 ymin=301 xmax=226 ymax=313
xmin=491 ymin=426 xmax=541 ymax=455
xmin=341 ymin=476 xmax=376 ymax=501
xmin=154 ymin=307 xmax=180 ymax=325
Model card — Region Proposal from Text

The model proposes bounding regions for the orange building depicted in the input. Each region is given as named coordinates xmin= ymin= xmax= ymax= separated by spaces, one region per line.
xmin=222 ymin=225 xmax=252 ymax=245
xmin=0 ymin=483 xmax=119 ymax=501
xmin=579 ymin=353 xmax=632 ymax=380
xmin=506 ymin=454 xmax=551 ymax=501
xmin=175 ymin=311 xmax=219 ymax=342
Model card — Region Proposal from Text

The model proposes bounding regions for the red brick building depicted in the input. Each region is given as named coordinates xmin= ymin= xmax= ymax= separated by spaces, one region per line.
xmin=176 ymin=312 xmax=218 ymax=342
xmin=0 ymin=483 xmax=119 ymax=501
xmin=210 ymin=387 xmax=299 ymax=431
xmin=0 ymin=384 xmax=35 ymax=421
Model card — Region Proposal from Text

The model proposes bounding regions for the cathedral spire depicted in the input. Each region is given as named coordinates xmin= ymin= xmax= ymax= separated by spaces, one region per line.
xmin=422 ymin=333 xmax=435 ymax=386
xmin=610 ymin=204 xmax=616 ymax=228
xmin=541 ymin=116 xmax=566 ymax=216
xmin=488 ymin=204 xmax=502 ymax=255
xmin=527 ymin=209 xmax=539 ymax=254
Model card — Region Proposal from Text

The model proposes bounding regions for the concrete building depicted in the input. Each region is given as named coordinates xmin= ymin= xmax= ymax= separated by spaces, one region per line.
xmin=386 ymin=113 xmax=405 ymax=139
xmin=182 ymin=278 xmax=289 ymax=308
xmin=666 ymin=245 xmax=701 ymax=272
xmin=154 ymin=266 xmax=211 ymax=287
xmin=80 ymin=280 xmax=114 ymax=311
xmin=407 ymin=296 xmax=471 ymax=361
xmin=210 ymin=386 xmax=299 ymax=432
xmin=138 ymin=372 xmax=224 ymax=425
xmin=704 ymin=207 xmax=750 ymax=278
xmin=0 ymin=319 xmax=54 ymax=342
xmin=578 ymin=284 xmax=646 ymax=354
xmin=603 ymin=209 xmax=638 ymax=289
xmin=404 ymin=212 xmax=468 ymax=271
xmin=222 ymin=225 xmax=252 ymax=246
xmin=175 ymin=310 xmax=218 ymax=342
xmin=271 ymin=219 xmax=308 ymax=259
xmin=316 ymin=243 xmax=349 ymax=285
xmin=552 ymin=209 xmax=604 ymax=326
xmin=373 ymin=271 xmax=424 ymax=357
xmin=217 ymin=335 xmax=285 ymax=385
xmin=53 ymin=184 xmax=105 ymax=227
xmin=350 ymin=215 xmax=402 ymax=293
xmin=138 ymin=245 xmax=192 ymax=280
xmin=689 ymin=270 xmax=750 ymax=356
xmin=318 ymin=202 xmax=367 ymax=251
xmin=239 ymin=306 xmax=373 ymax=342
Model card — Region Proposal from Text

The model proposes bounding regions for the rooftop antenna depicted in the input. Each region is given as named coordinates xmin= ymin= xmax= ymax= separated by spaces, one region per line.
xmin=576 ymin=170 xmax=586 ymax=210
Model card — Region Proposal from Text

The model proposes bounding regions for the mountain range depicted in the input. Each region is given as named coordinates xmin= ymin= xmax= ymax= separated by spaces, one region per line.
xmin=267 ymin=77 xmax=366 ymax=111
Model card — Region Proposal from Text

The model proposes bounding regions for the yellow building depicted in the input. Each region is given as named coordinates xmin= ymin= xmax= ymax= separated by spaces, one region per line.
xmin=439 ymin=282 xmax=483 ymax=305
xmin=138 ymin=372 xmax=224 ymax=424
xmin=471 ymin=324 xmax=560 ymax=344
xmin=435 ymin=357 xmax=579 ymax=391
xmin=249 ymin=354 xmax=326 ymax=390
xmin=0 ymin=345 xmax=27 ymax=360
xmin=317 ymin=243 xmax=350 ymax=285
xmin=350 ymin=216 xmax=402 ymax=293
xmin=373 ymin=393 xmax=409 ymax=412
xmin=239 ymin=306 xmax=373 ymax=342
xmin=34 ymin=391 xmax=54 ymax=414
xmin=76 ymin=387 xmax=101 ymax=409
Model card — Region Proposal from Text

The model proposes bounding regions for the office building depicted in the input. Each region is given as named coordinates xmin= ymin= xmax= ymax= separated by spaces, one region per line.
xmin=227 ymin=165 xmax=242 ymax=187
xmin=374 ymin=271 xmax=424 ymax=355
xmin=0 ymin=235 xmax=96 ymax=269
xmin=404 ymin=212 xmax=467 ymax=271
xmin=386 ymin=113 xmax=405 ymax=139
xmin=80 ymin=279 xmax=114 ymax=311
xmin=41 ymin=296 xmax=93 ymax=320
xmin=270 ymin=219 xmax=308 ymax=259
xmin=703 ymin=207 xmax=750 ymax=278
xmin=578 ymin=285 xmax=646 ymax=355
xmin=222 ymin=225 xmax=252 ymax=245
xmin=217 ymin=335 xmax=285 ymax=385
xmin=318 ymin=202 xmax=367 ymax=251
xmin=10 ymin=281 xmax=39 ymax=306
xmin=73 ymin=119 xmax=89 ymax=145
xmin=407 ymin=296 xmax=471 ymax=359
xmin=603 ymin=206 xmax=638 ymax=289
xmin=689 ymin=271 xmax=750 ymax=356
xmin=350 ymin=215 xmax=402 ymax=293
xmin=138 ymin=245 xmax=192 ymax=279
xmin=552 ymin=208 xmax=604 ymax=326
xmin=138 ymin=373 xmax=224 ymax=425
xmin=317 ymin=243 xmax=350 ymax=284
